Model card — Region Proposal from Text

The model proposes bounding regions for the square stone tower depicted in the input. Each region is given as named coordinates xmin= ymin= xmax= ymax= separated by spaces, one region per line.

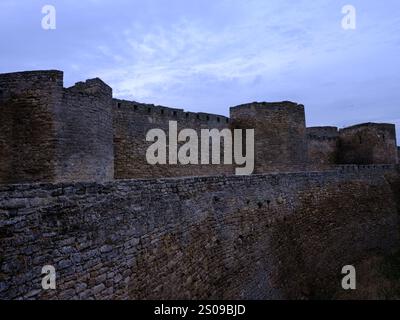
xmin=0 ymin=70 xmax=114 ymax=184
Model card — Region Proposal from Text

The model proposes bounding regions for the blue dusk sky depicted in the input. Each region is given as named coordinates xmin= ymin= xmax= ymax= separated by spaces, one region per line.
xmin=0 ymin=0 xmax=399 ymax=141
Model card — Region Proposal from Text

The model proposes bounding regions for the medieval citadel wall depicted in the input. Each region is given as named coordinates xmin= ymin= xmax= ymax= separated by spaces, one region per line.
xmin=338 ymin=123 xmax=398 ymax=164
xmin=0 ymin=165 xmax=398 ymax=300
xmin=113 ymin=99 xmax=233 ymax=179
xmin=307 ymin=127 xmax=339 ymax=169
xmin=230 ymin=102 xmax=308 ymax=173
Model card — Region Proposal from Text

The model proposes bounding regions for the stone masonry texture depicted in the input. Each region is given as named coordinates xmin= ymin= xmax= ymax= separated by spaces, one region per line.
xmin=0 ymin=165 xmax=399 ymax=300
xmin=113 ymin=99 xmax=232 ymax=179
xmin=307 ymin=127 xmax=339 ymax=169
xmin=0 ymin=71 xmax=61 ymax=184
xmin=0 ymin=71 xmax=113 ymax=185
xmin=230 ymin=102 xmax=308 ymax=173
xmin=0 ymin=70 xmax=400 ymax=300
xmin=338 ymin=123 xmax=397 ymax=165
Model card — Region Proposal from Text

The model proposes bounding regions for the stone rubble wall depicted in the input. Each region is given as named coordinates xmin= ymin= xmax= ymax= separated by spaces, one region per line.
xmin=0 ymin=165 xmax=398 ymax=300
xmin=113 ymin=99 xmax=233 ymax=179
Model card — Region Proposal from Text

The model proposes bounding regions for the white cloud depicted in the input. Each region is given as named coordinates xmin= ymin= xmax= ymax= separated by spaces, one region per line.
xmin=91 ymin=4 xmax=333 ymax=101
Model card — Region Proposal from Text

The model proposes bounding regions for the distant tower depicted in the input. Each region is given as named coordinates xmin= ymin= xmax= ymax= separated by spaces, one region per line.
xmin=230 ymin=101 xmax=307 ymax=173
xmin=338 ymin=123 xmax=398 ymax=164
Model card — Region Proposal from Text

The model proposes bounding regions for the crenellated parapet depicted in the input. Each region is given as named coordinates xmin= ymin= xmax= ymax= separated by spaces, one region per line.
xmin=113 ymin=98 xmax=229 ymax=125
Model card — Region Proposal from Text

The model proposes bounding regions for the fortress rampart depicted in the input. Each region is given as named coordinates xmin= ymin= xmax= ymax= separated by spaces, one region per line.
xmin=0 ymin=165 xmax=399 ymax=300
xmin=1 ymin=70 xmax=400 ymax=300
xmin=0 ymin=70 xmax=399 ymax=184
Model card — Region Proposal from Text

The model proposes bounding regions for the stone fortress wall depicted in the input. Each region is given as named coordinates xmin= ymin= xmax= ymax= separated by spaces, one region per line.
xmin=0 ymin=70 xmax=398 ymax=184
xmin=113 ymin=98 xmax=233 ymax=179
xmin=0 ymin=165 xmax=399 ymax=300
xmin=0 ymin=70 xmax=399 ymax=300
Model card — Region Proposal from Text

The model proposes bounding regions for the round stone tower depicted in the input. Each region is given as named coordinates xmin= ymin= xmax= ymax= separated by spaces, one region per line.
xmin=230 ymin=101 xmax=307 ymax=173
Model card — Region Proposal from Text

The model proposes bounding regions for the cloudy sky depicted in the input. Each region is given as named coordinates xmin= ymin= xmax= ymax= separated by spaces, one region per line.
xmin=1 ymin=0 xmax=399 ymax=141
